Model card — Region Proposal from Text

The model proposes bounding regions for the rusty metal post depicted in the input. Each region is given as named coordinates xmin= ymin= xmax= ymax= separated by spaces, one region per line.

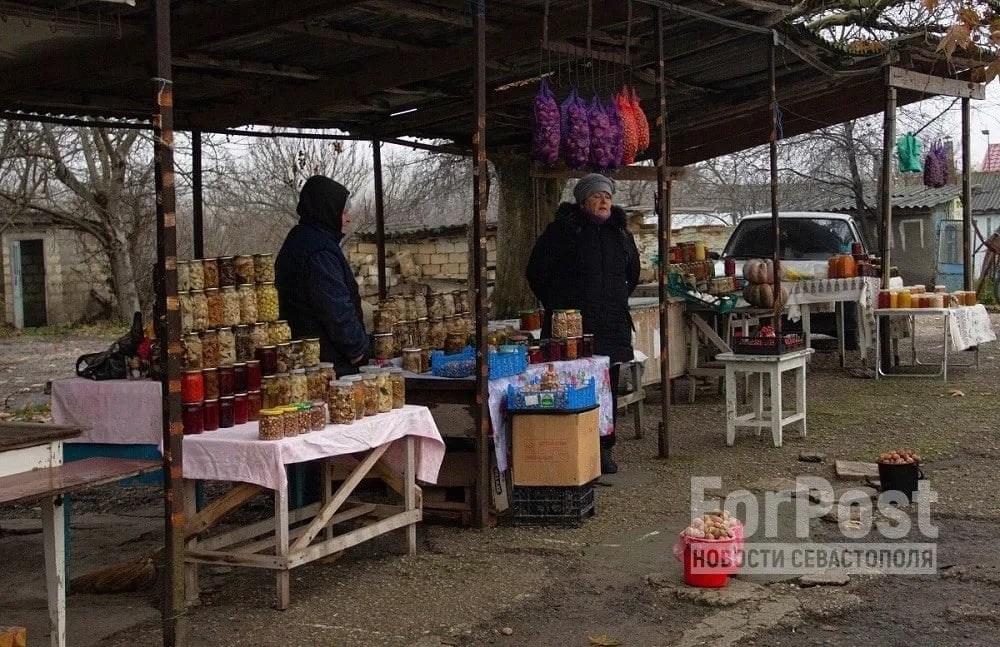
xmin=768 ymin=34 xmax=783 ymax=343
xmin=879 ymin=70 xmax=896 ymax=369
xmin=962 ymin=97 xmax=973 ymax=291
xmin=192 ymin=130 xmax=204 ymax=259
xmin=151 ymin=1 xmax=186 ymax=645
xmin=471 ymin=0 xmax=491 ymax=527
xmin=655 ymin=6 xmax=671 ymax=458
xmin=372 ymin=139 xmax=388 ymax=300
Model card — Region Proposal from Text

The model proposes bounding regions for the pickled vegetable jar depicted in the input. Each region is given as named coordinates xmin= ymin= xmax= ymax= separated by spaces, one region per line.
xmin=187 ymin=259 xmax=204 ymax=291
xmin=256 ymin=282 xmax=279 ymax=321
xmin=253 ymin=253 xmax=275 ymax=283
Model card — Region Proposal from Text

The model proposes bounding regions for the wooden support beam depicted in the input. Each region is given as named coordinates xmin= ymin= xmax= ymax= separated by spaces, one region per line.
xmin=531 ymin=163 xmax=685 ymax=181
xmin=173 ymin=54 xmax=323 ymax=80
xmin=183 ymin=483 xmax=264 ymax=540
xmin=541 ymin=40 xmax=628 ymax=65
xmin=278 ymin=23 xmax=429 ymax=52
xmin=362 ymin=0 xmax=503 ymax=31
xmin=888 ymin=67 xmax=985 ymax=99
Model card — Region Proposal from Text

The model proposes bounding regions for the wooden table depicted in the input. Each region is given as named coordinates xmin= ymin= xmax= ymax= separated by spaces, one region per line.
xmin=0 ymin=423 xmax=158 ymax=647
xmin=717 ymin=349 xmax=814 ymax=447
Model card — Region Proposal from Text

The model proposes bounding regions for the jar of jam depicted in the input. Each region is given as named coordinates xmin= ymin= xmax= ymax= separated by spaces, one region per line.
xmin=546 ymin=338 xmax=563 ymax=361
xmin=256 ymin=345 xmax=278 ymax=376
xmin=183 ymin=332 xmax=203 ymax=371
xmin=877 ymin=289 xmax=891 ymax=309
xmin=202 ymin=398 xmax=220 ymax=432
xmin=218 ymin=256 xmax=236 ymax=287
xmin=201 ymin=329 xmax=219 ymax=368
xmin=581 ymin=334 xmax=595 ymax=358
xmin=202 ymin=257 xmax=220 ymax=289
xmin=188 ymin=259 xmax=204 ymax=291
xmin=246 ymin=390 xmax=262 ymax=421
xmin=527 ymin=345 xmax=544 ymax=364
xmin=402 ymin=347 xmax=423 ymax=373
xmin=233 ymin=362 xmax=248 ymax=393
xmin=724 ymin=257 xmax=736 ymax=277
xmin=181 ymin=370 xmax=204 ymax=403
xmin=182 ymin=402 xmax=203 ymax=435
xmin=254 ymin=253 xmax=275 ymax=283
xmin=245 ymin=360 xmax=262 ymax=391
xmin=203 ymin=367 xmax=219 ymax=400
xmin=238 ymin=284 xmax=257 ymax=325
xmin=217 ymin=327 xmax=236 ymax=366
xmin=218 ymin=396 xmax=235 ymax=428
xmin=520 ymin=309 xmax=541 ymax=331
xmin=234 ymin=254 xmax=255 ymax=285
xmin=233 ymin=393 xmax=249 ymax=425
xmin=218 ymin=365 xmax=235 ymax=398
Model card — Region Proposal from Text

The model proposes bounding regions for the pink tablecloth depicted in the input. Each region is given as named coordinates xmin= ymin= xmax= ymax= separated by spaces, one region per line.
xmin=50 ymin=378 xmax=163 ymax=445
xmin=181 ymin=405 xmax=445 ymax=492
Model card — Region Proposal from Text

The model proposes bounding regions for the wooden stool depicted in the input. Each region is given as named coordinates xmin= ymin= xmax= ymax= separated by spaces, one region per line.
xmin=717 ymin=349 xmax=814 ymax=447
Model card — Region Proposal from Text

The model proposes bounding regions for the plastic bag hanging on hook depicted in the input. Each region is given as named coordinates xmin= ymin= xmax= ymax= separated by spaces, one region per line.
xmin=896 ymin=132 xmax=923 ymax=173
xmin=560 ymin=87 xmax=590 ymax=169
xmin=923 ymin=140 xmax=948 ymax=188
xmin=532 ymin=78 xmax=561 ymax=166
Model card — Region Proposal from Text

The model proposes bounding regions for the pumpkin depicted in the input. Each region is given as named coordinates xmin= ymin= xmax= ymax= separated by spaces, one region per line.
xmin=743 ymin=258 xmax=774 ymax=284
xmin=743 ymin=282 xmax=789 ymax=308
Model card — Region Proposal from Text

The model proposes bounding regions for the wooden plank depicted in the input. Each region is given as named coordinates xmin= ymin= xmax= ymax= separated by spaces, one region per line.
xmin=0 ymin=442 xmax=61 ymax=479
xmin=198 ymin=502 xmax=321 ymax=551
xmin=41 ymin=496 xmax=66 ymax=647
xmin=234 ymin=504 xmax=376 ymax=555
xmin=888 ymin=67 xmax=985 ymax=99
xmin=0 ymin=423 xmax=82 ymax=452
xmin=183 ymin=482 xmax=264 ymax=539
xmin=530 ymin=163 xmax=685 ymax=181
xmin=183 ymin=481 xmax=200 ymax=603
xmin=286 ymin=510 xmax=421 ymax=569
xmin=0 ymin=458 xmax=159 ymax=506
xmin=275 ymin=484 xmax=290 ymax=609
xmin=404 ymin=437 xmax=417 ymax=555
xmin=541 ymin=40 xmax=627 ymax=65
xmin=291 ymin=444 xmax=389 ymax=551
xmin=184 ymin=549 xmax=284 ymax=569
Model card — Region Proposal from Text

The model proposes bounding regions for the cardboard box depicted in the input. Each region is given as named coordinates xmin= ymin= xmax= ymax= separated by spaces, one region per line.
xmin=512 ymin=407 xmax=600 ymax=486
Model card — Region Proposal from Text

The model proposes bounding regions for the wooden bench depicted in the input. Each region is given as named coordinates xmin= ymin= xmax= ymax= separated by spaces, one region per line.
xmin=0 ymin=458 xmax=160 ymax=647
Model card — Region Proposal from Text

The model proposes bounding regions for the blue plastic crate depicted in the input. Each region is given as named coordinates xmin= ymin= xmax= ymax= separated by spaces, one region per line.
xmin=488 ymin=345 xmax=527 ymax=380
xmin=430 ymin=346 xmax=476 ymax=378
xmin=505 ymin=377 xmax=597 ymax=412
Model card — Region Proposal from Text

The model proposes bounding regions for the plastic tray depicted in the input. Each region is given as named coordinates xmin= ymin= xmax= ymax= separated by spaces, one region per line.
xmin=430 ymin=345 xmax=529 ymax=379
xmin=505 ymin=377 xmax=596 ymax=412
xmin=489 ymin=345 xmax=527 ymax=380
xmin=668 ymin=273 xmax=739 ymax=313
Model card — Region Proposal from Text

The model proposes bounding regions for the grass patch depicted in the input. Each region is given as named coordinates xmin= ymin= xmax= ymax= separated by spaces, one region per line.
xmin=2 ymin=402 xmax=52 ymax=422
xmin=0 ymin=321 xmax=128 ymax=339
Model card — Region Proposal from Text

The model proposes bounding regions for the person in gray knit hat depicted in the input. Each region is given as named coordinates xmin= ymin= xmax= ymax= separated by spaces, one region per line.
xmin=526 ymin=173 xmax=640 ymax=475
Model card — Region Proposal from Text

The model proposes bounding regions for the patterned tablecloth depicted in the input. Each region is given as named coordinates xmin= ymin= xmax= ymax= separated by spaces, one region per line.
xmin=783 ymin=276 xmax=881 ymax=356
xmin=488 ymin=355 xmax=612 ymax=473
xmin=948 ymin=304 xmax=996 ymax=351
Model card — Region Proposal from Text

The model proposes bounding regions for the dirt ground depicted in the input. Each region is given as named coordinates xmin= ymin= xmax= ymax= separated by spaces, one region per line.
xmin=1 ymin=315 xmax=999 ymax=647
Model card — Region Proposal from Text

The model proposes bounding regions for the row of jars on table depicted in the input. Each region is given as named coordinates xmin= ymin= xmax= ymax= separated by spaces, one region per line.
xmin=518 ymin=308 xmax=584 ymax=337
xmin=375 ymin=290 xmax=471 ymax=329
xmin=177 ymin=253 xmax=274 ymax=292
xmin=182 ymin=321 xmax=319 ymax=372
xmin=181 ymin=360 xmax=264 ymax=434
xmin=876 ymin=284 xmax=979 ymax=309
xmin=373 ymin=314 xmax=475 ymax=361
xmin=178 ymin=282 xmax=279 ymax=333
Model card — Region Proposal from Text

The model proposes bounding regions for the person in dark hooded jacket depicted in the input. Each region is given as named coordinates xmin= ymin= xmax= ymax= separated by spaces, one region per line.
xmin=275 ymin=175 xmax=369 ymax=376
xmin=526 ymin=173 xmax=640 ymax=474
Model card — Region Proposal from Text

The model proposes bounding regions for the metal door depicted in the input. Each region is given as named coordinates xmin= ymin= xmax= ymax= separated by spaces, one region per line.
xmin=9 ymin=240 xmax=23 ymax=329
xmin=935 ymin=219 xmax=964 ymax=292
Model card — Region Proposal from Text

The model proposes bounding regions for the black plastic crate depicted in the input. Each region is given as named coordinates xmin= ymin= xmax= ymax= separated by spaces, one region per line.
xmin=732 ymin=334 xmax=805 ymax=355
xmin=510 ymin=483 xmax=596 ymax=526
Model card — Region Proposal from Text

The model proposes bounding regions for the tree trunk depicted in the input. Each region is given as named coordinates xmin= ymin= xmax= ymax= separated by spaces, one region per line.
xmin=490 ymin=152 xmax=564 ymax=318
xmin=109 ymin=230 xmax=141 ymax=321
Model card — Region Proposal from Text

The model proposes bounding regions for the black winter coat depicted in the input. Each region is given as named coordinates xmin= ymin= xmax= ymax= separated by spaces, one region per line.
xmin=275 ymin=221 xmax=368 ymax=376
xmin=526 ymin=203 xmax=640 ymax=364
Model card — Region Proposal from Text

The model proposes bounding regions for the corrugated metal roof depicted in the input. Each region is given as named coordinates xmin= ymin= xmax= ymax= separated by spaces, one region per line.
xmin=787 ymin=172 xmax=1000 ymax=213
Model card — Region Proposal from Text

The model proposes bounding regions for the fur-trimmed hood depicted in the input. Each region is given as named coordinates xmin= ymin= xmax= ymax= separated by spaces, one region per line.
xmin=554 ymin=201 xmax=629 ymax=230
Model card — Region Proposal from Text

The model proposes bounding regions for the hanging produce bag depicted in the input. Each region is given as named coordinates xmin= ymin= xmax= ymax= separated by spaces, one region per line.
xmin=606 ymin=93 xmax=625 ymax=169
xmin=560 ymin=87 xmax=591 ymax=170
xmin=630 ymin=87 xmax=650 ymax=154
xmin=896 ymin=133 xmax=923 ymax=173
xmin=616 ymin=85 xmax=639 ymax=165
xmin=532 ymin=78 xmax=561 ymax=166
xmin=587 ymin=94 xmax=615 ymax=172
xmin=923 ymin=140 xmax=949 ymax=188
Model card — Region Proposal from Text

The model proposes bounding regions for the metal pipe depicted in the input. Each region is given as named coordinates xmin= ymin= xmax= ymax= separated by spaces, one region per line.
xmin=372 ymin=139 xmax=388 ymax=300
xmin=151 ymin=0 xmax=187 ymax=644
xmin=192 ymin=130 xmax=204 ymax=259
xmin=768 ymin=34 xmax=782 ymax=341
xmin=962 ymin=97 xmax=973 ymax=291
xmin=655 ymin=5 xmax=671 ymax=458
xmin=471 ymin=0 xmax=492 ymax=528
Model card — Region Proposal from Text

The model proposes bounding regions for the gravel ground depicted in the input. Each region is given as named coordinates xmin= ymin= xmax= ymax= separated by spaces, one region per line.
xmin=2 ymin=314 xmax=999 ymax=646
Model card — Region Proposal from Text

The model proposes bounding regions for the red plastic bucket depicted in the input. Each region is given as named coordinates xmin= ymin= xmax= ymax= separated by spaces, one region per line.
xmin=683 ymin=539 xmax=737 ymax=588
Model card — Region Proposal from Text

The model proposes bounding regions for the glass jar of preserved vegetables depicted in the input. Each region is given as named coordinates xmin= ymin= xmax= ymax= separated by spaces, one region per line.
xmin=413 ymin=293 xmax=428 ymax=319
xmin=288 ymin=339 xmax=303 ymax=370
xmin=328 ymin=381 xmax=356 ymax=424
xmin=387 ymin=367 xmax=405 ymax=409
xmin=427 ymin=317 xmax=446 ymax=349
xmin=218 ymin=256 xmax=236 ymax=287
xmin=274 ymin=372 xmax=292 ymax=407
xmin=373 ymin=306 xmax=394 ymax=334
xmin=221 ymin=286 xmax=240 ymax=327
xmin=254 ymin=253 xmax=275 ymax=283
xmin=302 ymin=338 xmax=320 ymax=367
xmin=205 ymin=288 xmax=223 ymax=329
xmin=268 ymin=320 xmax=291 ymax=345
xmin=341 ymin=375 xmax=366 ymax=420
xmin=305 ymin=366 xmax=325 ymax=401
xmin=250 ymin=322 xmax=269 ymax=353
xmin=200 ymin=329 xmax=219 ymax=368
xmin=177 ymin=260 xmax=190 ymax=293
xmin=402 ymin=347 xmax=422 ymax=373
xmin=261 ymin=375 xmax=280 ymax=409
xmin=256 ymin=282 xmax=279 ymax=321
xmin=217 ymin=327 xmax=236 ymax=366
xmin=202 ymin=257 xmax=219 ymax=289
xmin=374 ymin=333 xmax=395 ymax=360
xmin=415 ymin=318 xmax=429 ymax=348
xmin=441 ymin=292 xmax=456 ymax=317
xmin=203 ymin=368 xmax=219 ymax=400
xmin=290 ymin=368 xmax=308 ymax=403
xmin=238 ymin=284 xmax=257 ymax=325
xmin=183 ymin=332 xmax=202 ymax=370
xmin=188 ymin=259 xmax=204 ymax=291
xmin=359 ymin=374 xmax=378 ymax=416
xmin=318 ymin=362 xmax=336 ymax=390
xmin=190 ymin=290 xmax=208 ymax=331
xmin=179 ymin=292 xmax=194 ymax=335
xmin=234 ymin=255 xmax=254 ymax=285
xmin=234 ymin=325 xmax=253 ymax=362
xmin=276 ymin=342 xmax=293 ymax=374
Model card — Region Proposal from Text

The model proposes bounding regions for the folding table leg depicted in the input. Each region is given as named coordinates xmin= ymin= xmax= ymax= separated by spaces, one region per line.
xmin=404 ymin=436 xmax=417 ymax=556
xmin=42 ymin=495 xmax=66 ymax=647
xmin=754 ymin=372 xmax=764 ymax=437
xmin=183 ymin=480 xmax=200 ymax=603
xmin=724 ymin=366 xmax=737 ymax=446
xmin=769 ymin=366 xmax=783 ymax=447
xmin=275 ymin=484 xmax=290 ymax=610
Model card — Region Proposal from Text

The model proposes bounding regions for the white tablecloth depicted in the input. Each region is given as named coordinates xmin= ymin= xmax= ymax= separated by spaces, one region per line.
xmin=949 ymin=304 xmax=996 ymax=351
xmin=488 ymin=355 xmax=613 ymax=472
xmin=784 ymin=277 xmax=881 ymax=355
xmin=51 ymin=378 xmax=163 ymax=445
xmin=181 ymin=405 xmax=445 ymax=492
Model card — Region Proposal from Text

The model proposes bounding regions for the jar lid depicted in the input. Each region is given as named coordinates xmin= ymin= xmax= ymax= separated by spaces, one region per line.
xmin=217 ymin=365 xmax=234 ymax=373
xmin=220 ymin=395 xmax=234 ymax=401
xmin=234 ymin=392 xmax=247 ymax=398
xmin=259 ymin=408 xmax=281 ymax=417
xmin=297 ymin=402 xmax=311 ymax=411
xmin=373 ymin=332 xmax=393 ymax=337
xmin=318 ymin=362 xmax=334 ymax=368
xmin=221 ymin=285 xmax=236 ymax=291
xmin=204 ymin=287 xmax=220 ymax=292
xmin=246 ymin=359 xmax=260 ymax=365
xmin=386 ymin=366 xmax=403 ymax=374
xmin=236 ymin=253 xmax=253 ymax=258
xmin=341 ymin=375 xmax=363 ymax=382
xmin=276 ymin=342 xmax=291 ymax=348
xmin=272 ymin=319 xmax=288 ymax=325
xmin=188 ymin=289 xmax=204 ymax=295
xmin=304 ymin=337 xmax=320 ymax=342
xmin=219 ymin=255 xmax=234 ymax=260
xmin=202 ymin=367 xmax=218 ymax=373
xmin=218 ymin=327 xmax=231 ymax=332
xmin=204 ymin=398 xmax=218 ymax=404
xmin=359 ymin=366 xmax=386 ymax=373
xmin=183 ymin=369 xmax=202 ymax=376
xmin=188 ymin=258 xmax=203 ymax=264
xmin=254 ymin=252 xmax=274 ymax=258
xmin=177 ymin=259 xmax=189 ymax=266
xmin=291 ymin=368 xmax=305 ymax=374
xmin=402 ymin=347 xmax=421 ymax=353
xmin=330 ymin=380 xmax=353 ymax=387
xmin=304 ymin=366 xmax=319 ymax=372
xmin=311 ymin=400 xmax=325 ymax=406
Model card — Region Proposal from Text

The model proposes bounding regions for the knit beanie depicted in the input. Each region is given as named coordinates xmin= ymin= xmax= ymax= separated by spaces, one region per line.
xmin=573 ymin=173 xmax=616 ymax=204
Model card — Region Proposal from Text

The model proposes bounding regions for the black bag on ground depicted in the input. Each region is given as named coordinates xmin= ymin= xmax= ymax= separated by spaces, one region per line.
xmin=75 ymin=312 xmax=144 ymax=381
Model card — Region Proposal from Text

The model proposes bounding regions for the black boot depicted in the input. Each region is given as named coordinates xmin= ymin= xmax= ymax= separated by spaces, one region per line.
xmin=600 ymin=444 xmax=618 ymax=475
